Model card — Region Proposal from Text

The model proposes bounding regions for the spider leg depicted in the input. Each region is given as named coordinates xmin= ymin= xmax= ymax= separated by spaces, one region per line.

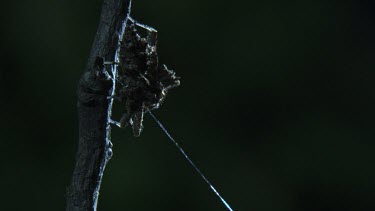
xmin=94 ymin=57 xmax=119 ymax=69
xmin=103 ymin=61 xmax=120 ymax=65
xmin=130 ymin=109 xmax=144 ymax=137
xmin=128 ymin=17 xmax=158 ymax=47
xmin=106 ymin=95 xmax=122 ymax=101
xmin=146 ymin=30 xmax=157 ymax=47
xmin=119 ymin=113 xmax=131 ymax=128
xmin=109 ymin=119 xmax=121 ymax=128
xmin=128 ymin=17 xmax=157 ymax=33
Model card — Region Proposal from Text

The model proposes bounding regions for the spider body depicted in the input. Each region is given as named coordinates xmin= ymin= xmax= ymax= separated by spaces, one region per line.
xmin=116 ymin=19 xmax=180 ymax=137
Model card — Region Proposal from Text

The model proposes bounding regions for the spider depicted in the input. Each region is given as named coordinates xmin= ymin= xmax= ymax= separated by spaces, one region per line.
xmin=113 ymin=18 xmax=180 ymax=137
xmin=93 ymin=18 xmax=232 ymax=211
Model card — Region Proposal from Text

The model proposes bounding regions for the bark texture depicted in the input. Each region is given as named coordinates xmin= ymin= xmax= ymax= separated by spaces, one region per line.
xmin=66 ymin=0 xmax=132 ymax=210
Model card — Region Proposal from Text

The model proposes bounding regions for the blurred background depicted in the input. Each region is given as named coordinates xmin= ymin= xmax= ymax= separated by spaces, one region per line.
xmin=1 ymin=0 xmax=375 ymax=210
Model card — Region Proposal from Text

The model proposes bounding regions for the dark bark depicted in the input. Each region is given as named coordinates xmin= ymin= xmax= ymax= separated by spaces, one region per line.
xmin=66 ymin=0 xmax=132 ymax=210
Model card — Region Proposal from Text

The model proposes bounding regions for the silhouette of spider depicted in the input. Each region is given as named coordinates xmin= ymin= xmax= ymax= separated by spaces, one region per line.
xmin=115 ymin=18 xmax=180 ymax=137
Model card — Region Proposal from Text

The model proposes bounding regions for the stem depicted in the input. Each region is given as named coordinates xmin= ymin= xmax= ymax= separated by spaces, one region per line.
xmin=66 ymin=0 xmax=132 ymax=210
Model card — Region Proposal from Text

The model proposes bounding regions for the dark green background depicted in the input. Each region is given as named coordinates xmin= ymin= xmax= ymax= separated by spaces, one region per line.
xmin=1 ymin=0 xmax=375 ymax=210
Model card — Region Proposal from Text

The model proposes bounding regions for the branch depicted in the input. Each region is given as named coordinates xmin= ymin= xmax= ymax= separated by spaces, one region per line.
xmin=66 ymin=0 xmax=132 ymax=210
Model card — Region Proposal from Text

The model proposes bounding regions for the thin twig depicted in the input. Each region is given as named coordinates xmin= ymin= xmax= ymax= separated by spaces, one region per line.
xmin=66 ymin=0 xmax=132 ymax=210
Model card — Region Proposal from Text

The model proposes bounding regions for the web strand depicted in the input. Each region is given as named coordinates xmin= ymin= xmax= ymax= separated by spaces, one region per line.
xmin=148 ymin=111 xmax=234 ymax=211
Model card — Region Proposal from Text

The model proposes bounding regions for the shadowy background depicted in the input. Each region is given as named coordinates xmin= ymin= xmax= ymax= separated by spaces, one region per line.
xmin=1 ymin=0 xmax=375 ymax=210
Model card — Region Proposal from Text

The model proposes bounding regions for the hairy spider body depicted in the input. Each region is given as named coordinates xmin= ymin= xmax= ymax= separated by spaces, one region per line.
xmin=116 ymin=19 xmax=180 ymax=137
